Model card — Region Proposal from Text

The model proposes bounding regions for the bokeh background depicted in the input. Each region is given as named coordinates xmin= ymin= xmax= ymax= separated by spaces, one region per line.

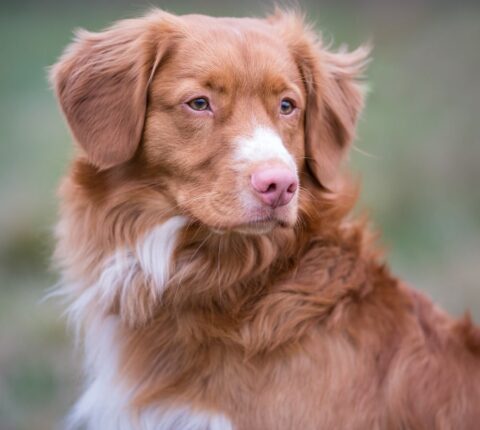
xmin=0 ymin=0 xmax=479 ymax=428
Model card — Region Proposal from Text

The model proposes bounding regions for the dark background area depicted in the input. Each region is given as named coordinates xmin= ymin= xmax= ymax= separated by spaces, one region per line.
xmin=0 ymin=1 xmax=479 ymax=428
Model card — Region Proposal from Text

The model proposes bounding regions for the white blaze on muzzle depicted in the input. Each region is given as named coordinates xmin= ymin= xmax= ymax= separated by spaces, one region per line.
xmin=234 ymin=126 xmax=297 ymax=172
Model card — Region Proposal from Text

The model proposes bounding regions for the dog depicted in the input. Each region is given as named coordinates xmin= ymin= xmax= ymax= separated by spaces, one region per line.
xmin=50 ymin=9 xmax=480 ymax=429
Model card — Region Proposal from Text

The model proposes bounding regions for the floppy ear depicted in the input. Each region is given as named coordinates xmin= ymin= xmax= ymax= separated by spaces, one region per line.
xmin=50 ymin=11 xmax=182 ymax=169
xmin=304 ymin=46 xmax=369 ymax=190
xmin=269 ymin=11 xmax=369 ymax=190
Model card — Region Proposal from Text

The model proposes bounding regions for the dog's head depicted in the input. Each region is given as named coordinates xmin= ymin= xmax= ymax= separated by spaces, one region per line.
xmin=51 ymin=10 xmax=368 ymax=235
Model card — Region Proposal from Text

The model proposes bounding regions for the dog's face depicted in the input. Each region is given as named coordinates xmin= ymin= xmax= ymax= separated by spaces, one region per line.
xmin=144 ymin=16 xmax=306 ymax=234
xmin=51 ymin=11 xmax=367 ymax=235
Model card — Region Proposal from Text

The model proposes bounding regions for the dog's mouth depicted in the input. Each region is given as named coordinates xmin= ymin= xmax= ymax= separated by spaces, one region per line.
xmin=232 ymin=219 xmax=278 ymax=235
xmin=178 ymin=192 xmax=298 ymax=235
xmin=201 ymin=216 xmax=292 ymax=236
xmin=227 ymin=213 xmax=293 ymax=235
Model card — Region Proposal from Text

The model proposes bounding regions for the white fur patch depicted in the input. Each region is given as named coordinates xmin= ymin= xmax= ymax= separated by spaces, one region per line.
xmin=139 ymin=407 xmax=233 ymax=430
xmin=234 ymin=126 xmax=297 ymax=171
xmin=136 ymin=216 xmax=187 ymax=289
xmin=67 ymin=316 xmax=233 ymax=430
xmin=68 ymin=216 xmax=187 ymax=322
xmin=65 ymin=216 xmax=233 ymax=429
xmin=67 ymin=315 xmax=130 ymax=429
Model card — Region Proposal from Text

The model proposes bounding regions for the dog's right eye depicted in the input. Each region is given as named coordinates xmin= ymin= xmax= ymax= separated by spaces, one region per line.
xmin=187 ymin=97 xmax=210 ymax=111
xmin=280 ymin=98 xmax=296 ymax=115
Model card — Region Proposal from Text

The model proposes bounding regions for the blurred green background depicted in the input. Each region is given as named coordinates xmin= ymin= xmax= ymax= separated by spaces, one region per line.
xmin=0 ymin=0 xmax=479 ymax=428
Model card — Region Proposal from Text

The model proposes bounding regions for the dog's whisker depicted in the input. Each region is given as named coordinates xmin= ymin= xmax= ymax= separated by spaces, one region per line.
xmin=352 ymin=144 xmax=380 ymax=159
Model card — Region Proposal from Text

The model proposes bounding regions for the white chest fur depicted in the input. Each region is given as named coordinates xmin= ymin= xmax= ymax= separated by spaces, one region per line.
xmin=64 ymin=217 xmax=233 ymax=430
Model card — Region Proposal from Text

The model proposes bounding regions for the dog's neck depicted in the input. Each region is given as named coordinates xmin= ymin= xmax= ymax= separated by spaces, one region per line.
xmin=164 ymin=222 xmax=299 ymax=307
xmin=114 ymin=205 xmax=382 ymax=409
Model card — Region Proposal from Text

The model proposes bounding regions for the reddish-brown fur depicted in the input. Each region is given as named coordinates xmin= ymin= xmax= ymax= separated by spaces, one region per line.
xmin=51 ymin=9 xmax=480 ymax=429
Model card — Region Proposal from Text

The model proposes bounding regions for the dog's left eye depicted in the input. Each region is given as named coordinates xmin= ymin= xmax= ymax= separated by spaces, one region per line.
xmin=187 ymin=97 xmax=210 ymax=111
xmin=280 ymin=98 xmax=295 ymax=115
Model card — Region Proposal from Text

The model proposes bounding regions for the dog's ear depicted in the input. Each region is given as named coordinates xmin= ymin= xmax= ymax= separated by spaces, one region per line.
xmin=269 ymin=11 xmax=369 ymax=190
xmin=50 ymin=11 xmax=182 ymax=169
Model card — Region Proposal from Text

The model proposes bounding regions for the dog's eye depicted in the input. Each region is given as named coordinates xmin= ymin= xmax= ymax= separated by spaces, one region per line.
xmin=280 ymin=98 xmax=295 ymax=115
xmin=187 ymin=97 xmax=210 ymax=111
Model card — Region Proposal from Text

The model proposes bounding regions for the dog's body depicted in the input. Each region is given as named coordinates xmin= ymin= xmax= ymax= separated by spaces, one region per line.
xmin=51 ymin=10 xmax=480 ymax=429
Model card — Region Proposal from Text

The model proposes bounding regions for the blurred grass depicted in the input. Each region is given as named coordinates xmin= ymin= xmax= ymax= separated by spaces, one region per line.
xmin=0 ymin=1 xmax=479 ymax=429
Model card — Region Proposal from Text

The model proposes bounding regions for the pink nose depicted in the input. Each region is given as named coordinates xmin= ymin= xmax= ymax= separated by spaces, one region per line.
xmin=251 ymin=166 xmax=298 ymax=208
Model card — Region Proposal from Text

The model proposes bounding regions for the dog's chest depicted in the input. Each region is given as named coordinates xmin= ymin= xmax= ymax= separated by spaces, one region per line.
xmin=110 ymin=320 xmax=389 ymax=429
xmin=65 ymin=220 xmax=384 ymax=429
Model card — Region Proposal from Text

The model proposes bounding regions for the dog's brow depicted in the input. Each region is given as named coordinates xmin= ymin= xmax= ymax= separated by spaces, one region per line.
xmin=265 ymin=78 xmax=291 ymax=94
xmin=261 ymin=74 xmax=303 ymax=99
xmin=204 ymin=79 xmax=228 ymax=94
